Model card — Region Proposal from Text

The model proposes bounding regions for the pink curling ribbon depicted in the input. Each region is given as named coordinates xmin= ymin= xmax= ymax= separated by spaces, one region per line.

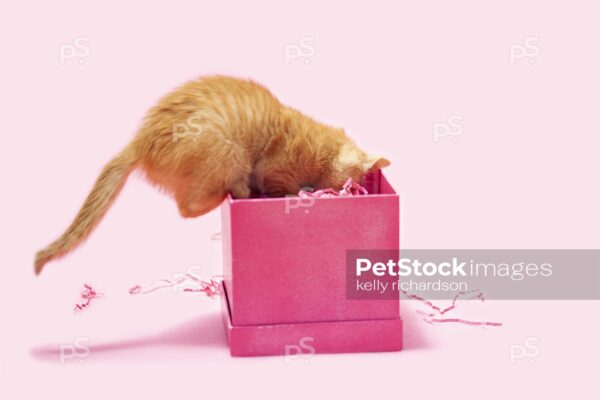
xmin=423 ymin=318 xmax=502 ymax=327
xmin=74 ymin=284 xmax=105 ymax=312
xmin=401 ymin=289 xmax=502 ymax=327
xmin=298 ymin=177 xmax=368 ymax=198
xmin=129 ymin=274 xmax=222 ymax=298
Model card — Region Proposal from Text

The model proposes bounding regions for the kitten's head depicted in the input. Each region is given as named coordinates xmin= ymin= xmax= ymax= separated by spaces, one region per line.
xmin=255 ymin=122 xmax=390 ymax=196
xmin=318 ymin=137 xmax=390 ymax=190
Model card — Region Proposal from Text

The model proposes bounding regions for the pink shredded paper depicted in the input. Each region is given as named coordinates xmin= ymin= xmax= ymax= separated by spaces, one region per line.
xmin=74 ymin=284 xmax=104 ymax=312
xmin=298 ymin=177 xmax=368 ymax=198
xmin=73 ymin=276 xmax=221 ymax=312
xmin=401 ymin=289 xmax=502 ymax=327
xmin=129 ymin=274 xmax=222 ymax=298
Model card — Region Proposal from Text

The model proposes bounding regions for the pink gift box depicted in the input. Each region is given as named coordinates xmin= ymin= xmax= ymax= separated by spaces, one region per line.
xmin=220 ymin=170 xmax=402 ymax=356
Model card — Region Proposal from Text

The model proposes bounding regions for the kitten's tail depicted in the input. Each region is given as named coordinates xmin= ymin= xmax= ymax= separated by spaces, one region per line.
xmin=34 ymin=146 xmax=138 ymax=275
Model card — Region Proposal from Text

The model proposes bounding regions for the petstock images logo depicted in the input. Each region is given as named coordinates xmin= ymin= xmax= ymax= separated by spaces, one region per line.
xmin=346 ymin=249 xmax=600 ymax=300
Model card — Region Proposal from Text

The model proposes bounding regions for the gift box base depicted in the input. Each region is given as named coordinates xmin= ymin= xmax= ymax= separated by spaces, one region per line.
xmin=220 ymin=283 xmax=403 ymax=357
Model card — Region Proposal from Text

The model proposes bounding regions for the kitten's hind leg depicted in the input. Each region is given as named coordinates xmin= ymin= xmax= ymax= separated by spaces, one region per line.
xmin=176 ymin=192 xmax=226 ymax=218
xmin=175 ymin=179 xmax=250 ymax=218
xmin=175 ymin=179 xmax=225 ymax=218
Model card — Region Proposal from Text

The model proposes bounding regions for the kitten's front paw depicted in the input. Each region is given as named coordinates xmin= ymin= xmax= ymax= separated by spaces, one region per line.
xmin=230 ymin=181 xmax=251 ymax=199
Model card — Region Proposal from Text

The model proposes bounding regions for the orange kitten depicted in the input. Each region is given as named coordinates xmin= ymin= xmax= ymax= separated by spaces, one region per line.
xmin=34 ymin=76 xmax=390 ymax=275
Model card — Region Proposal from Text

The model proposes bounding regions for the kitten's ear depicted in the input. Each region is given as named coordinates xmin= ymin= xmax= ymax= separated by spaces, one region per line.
xmin=364 ymin=155 xmax=391 ymax=172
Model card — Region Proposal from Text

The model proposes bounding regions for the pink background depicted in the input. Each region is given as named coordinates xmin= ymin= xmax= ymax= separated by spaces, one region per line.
xmin=0 ymin=0 xmax=598 ymax=398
